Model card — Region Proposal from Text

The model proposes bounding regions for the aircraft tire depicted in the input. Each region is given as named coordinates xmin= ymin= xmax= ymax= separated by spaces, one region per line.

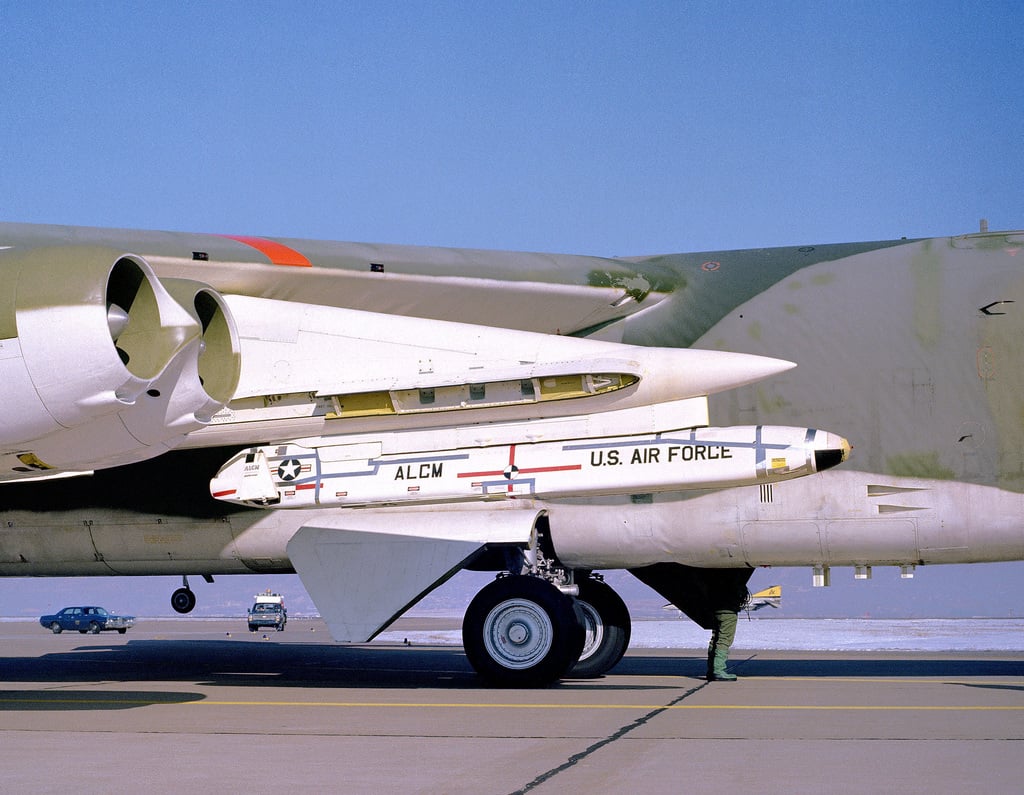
xmin=171 ymin=587 xmax=197 ymax=614
xmin=569 ymin=578 xmax=631 ymax=678
xmin=463 ymin=575 xmax=585 ymax=687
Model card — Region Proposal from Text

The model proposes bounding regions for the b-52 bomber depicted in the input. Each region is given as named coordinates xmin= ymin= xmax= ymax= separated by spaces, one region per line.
xmin=0 ymin=221 xmax=1019 ymax=685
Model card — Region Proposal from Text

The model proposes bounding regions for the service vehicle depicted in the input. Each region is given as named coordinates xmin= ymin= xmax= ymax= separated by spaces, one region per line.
xmin=247 ymin=592 xmax=287 ymax=632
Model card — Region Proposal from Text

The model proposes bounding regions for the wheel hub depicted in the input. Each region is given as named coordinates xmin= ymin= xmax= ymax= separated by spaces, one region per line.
xmin=482 ymin=598 xmax=554 ymax=669
xmin=507 ymin=621 xmax=529 ymax=644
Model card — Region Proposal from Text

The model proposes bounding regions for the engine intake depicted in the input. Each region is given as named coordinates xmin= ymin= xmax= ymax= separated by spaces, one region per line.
xmin=0 ymin=245 xmax=239 ymax=475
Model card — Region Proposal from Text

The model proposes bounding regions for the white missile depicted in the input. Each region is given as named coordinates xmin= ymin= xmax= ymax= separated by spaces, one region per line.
xmin=185 ymin=296 xmax=798 ymax=448
xmin=210 ymin=424 xmax=850 ymax=509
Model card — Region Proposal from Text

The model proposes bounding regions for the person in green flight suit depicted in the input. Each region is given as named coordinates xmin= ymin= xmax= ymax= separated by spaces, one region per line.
xmin=627 ymin=563 xmax=753 ymax=682
xmin=706 ymin=581 xmax=750 ymax=682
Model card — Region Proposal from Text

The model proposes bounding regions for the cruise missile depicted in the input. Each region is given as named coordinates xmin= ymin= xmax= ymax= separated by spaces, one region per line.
xmin=184 ymin=295 xmax=799 ymax=448
xmin=210 ymin=424 xmax=850 ymax=509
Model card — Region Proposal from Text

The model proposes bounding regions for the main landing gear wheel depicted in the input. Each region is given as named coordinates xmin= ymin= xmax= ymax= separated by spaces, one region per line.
xmin=171 ymin=587 xmax=197 ymax=614
xmin=569 ymin=577 xmax=631 ymax=678
xmin=463 ymin=575 xmax=585 ymax=687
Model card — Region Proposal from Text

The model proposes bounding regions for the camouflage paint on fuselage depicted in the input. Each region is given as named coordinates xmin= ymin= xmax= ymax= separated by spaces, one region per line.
xmin=620 ymin=232 xmax=1024 ymax=493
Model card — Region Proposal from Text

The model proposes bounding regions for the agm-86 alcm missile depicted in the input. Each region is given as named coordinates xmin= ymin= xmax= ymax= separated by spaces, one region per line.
xmin=210 ymin=421 xmax=850 ymax=509
xmin=184 ymin=295 xmax=802 ymax=449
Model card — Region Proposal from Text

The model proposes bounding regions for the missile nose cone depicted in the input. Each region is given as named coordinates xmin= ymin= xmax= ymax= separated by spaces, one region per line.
xmin=814 ymin=436 xmax=851 ymax=472
xmin=670 ymin=350 xmax=796 ymax=397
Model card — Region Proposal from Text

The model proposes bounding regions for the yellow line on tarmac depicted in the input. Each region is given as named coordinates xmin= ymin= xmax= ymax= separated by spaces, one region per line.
xmin=195 ymin=701 xmax=641 ymax=708
xmin=190 ymin=701 xmax=1024 ymax=711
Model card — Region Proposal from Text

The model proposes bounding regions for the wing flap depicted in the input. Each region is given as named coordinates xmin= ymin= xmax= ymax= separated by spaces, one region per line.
xmin=286 ymin=508 xmax=543 ymax=642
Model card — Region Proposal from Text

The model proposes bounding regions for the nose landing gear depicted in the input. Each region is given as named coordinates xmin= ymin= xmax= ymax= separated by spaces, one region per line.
xmin=170 ymin=574 xmax=213 ymax=614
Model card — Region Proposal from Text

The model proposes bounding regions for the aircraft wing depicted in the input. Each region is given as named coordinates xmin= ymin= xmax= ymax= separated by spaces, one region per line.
xmin=747 ymin=585 xmax=782 ymax=611
xmin=0 ymin=222 xmax=672 ymax=338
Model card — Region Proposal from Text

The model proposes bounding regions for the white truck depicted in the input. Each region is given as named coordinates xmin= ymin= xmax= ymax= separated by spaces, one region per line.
xmin=247 ymin=591 xmax=287 ymax=632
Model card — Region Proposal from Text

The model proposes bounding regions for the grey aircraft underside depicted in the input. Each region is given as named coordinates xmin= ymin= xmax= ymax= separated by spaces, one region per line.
xmin=0 ymin=221 xmax=1020 ymax=685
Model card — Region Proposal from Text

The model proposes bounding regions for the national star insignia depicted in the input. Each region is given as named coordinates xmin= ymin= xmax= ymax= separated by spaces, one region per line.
xmin=277 ymin=459 xmax=303 ymax=481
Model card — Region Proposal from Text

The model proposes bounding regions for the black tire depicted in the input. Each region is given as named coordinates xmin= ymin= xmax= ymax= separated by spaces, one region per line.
xmin=117 ymin=628 xmax=127 ymax=634
xmin=88 ymin=622 xmax=101 ymax=634
xmin=171 ymin=587 xmax=196 ymax=614
xmin=569 ymin=578 xmax=631 ymax=678
xmin=50 ymin=622 xmax=62 ymax=634
xmin=463 ymin=576 xmax=585 ymax=687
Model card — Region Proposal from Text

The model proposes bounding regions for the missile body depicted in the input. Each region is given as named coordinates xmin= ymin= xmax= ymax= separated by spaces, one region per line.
xmin=210 ymin=424 xmax=849 ymax=509
xmin=185 ymin=295 xmax=798 ymax=448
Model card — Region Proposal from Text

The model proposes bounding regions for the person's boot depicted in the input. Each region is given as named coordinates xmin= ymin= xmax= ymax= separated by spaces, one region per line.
xmin=708 ymin=649 xmax=737 ymax=681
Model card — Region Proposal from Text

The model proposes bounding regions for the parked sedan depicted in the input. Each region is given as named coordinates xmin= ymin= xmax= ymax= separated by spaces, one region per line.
xmin=40 ymin=606 xmax=135 ymax=634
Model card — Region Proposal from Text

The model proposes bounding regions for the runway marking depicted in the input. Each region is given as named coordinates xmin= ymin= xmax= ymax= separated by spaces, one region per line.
xmin=1 ymin=699 xmax=1016 ymax=711
xmin=187 ymin=701 xmax=1023 ymax=711
xmin=3 ymin=695 xmax=1020 ymax=711
xmin=510 ymin=680 xmax=712 ymax=794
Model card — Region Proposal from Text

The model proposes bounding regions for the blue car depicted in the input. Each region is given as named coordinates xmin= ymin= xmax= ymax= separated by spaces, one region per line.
xmin=40 ymin=606 xmax=135 ymax=634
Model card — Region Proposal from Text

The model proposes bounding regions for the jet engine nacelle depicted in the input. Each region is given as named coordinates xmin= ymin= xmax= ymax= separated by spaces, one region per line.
xmin=0 ymin=245 xmax=240 ymax=477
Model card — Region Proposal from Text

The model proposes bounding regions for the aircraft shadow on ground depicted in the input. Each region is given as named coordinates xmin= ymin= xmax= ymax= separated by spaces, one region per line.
xmin=0 ymin=689 xmax=203 ymax=711
xmin=615 ymin=655 xmax=1024 ymax=679
xmin=0 ymin=639 xmax=478 ymax=689
xmin=955 ymin=682 xmax=1024 ymax=693
xmin=1 ymin=642 xmax=1021 ymax=691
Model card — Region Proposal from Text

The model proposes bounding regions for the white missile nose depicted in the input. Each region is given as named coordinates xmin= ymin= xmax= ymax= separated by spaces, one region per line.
xmin=658 ymin=349 xmax=797 ymax=398
xmin=814 ymin=434 xmax=851 ymax=472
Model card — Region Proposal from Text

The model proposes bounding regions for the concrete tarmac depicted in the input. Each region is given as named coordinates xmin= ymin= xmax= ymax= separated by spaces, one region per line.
xmin=1 ymin=618 xmax=1022 ymax=794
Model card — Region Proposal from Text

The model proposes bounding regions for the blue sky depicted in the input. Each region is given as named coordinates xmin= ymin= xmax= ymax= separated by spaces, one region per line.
xmin=1 ymin=2 xmax=1023 ymax=620
xmin=3 ymin=1 xmax=1022 ymax=254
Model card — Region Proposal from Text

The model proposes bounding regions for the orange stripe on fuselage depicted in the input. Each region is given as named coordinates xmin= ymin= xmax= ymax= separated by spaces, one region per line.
xmin=219 ymin=235 xmax=311 ymax=267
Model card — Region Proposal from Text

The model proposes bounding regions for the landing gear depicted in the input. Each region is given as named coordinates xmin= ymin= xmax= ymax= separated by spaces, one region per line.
xmin=171 ymin=587 xmax=196 ymax=614
xmin=170 ymin=574 xmax=214 ymax=614
xmin=171 ymin=574 xmax=198 ymax=614
xmin=569 ymin=576 xmax=631 ymax=678
xmin=463 ymin=575 xmax=585 ymax=687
